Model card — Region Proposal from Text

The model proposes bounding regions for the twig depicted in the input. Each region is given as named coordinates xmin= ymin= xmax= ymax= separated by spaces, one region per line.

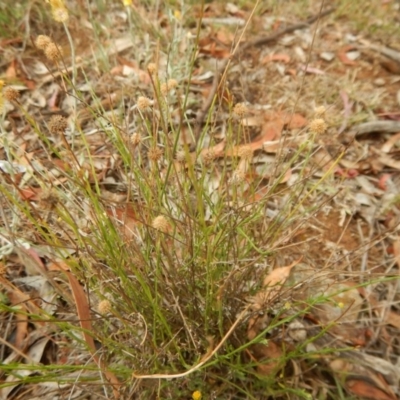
xmin=338 ymin=90 xmax=352 ymax=135
xmin=351 ymin=121 xmax=400 ymax=136
xmin=132 ymin=304 xmax=251 ymax=380
xmin=194 ymin=7 xmax=336 ymax=144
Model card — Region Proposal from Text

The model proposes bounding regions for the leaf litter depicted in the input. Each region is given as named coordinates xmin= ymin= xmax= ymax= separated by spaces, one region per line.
xmin=0 ymin=0 xmax=400 ymax=399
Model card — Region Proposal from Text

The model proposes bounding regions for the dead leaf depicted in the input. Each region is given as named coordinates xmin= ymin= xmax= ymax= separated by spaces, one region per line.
xmin=8 ymin=292 xmax=29 ymax=350
xmin=300 ymin=65 xmax=325 ymax=75
xmin=261 ymin=53 xmax=291 ymax=64
xmin=249 ymin=341 xmax=284 ymax=376
xmin=106 ymin=204 xmax=140 ymax=240
xmin=381 ymin=132 xmax=400 ymax=153
xmin=51 ymin=261 xmax=122 ymax=398
xmin=0 ymin=335 xmax=52 ymax=400
xmin=330 ymin=357 xmax=398 ymax=400
xmin=263 ymin=258 xmax=302 ymax=288
xmin=393 ymin=238 xmax=400 ymax=268
xmin=346 ymin=378 xmax=397 ymax=400
xmin=250 ymin=258 xmax=303 ymax=306
xmin=378 ymin=174 xmax=392 ymax=190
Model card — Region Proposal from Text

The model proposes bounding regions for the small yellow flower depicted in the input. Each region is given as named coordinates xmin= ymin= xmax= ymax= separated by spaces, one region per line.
xmin=284 ymin=301 xmax=291 ymax=310
xmin=192 ymin=390 xmax=202 ymax=400
xmin=174 ymin=10 xmax=182 ymax=20
xmin=122 ymin=0 xmax=132 ymax=6
xmin=337 ymin=302 xmax=345 ymax=309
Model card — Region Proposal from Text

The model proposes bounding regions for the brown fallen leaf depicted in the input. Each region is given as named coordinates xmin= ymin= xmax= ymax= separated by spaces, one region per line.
xmin=261 ymin=53 xmax=291 ymax=64
xmin=393 ymin=238 xmax=400 ymax=268
xmin=7 ymin=291 xmax=29 ymax=350
xmin=381 ymin=132 xmax=400 ymax=153
xmin=346 ymin=378 xmax=397 ymax=400
xmin=51 ymin=262 xmax=122 ymax=398
xmin=330 ymin=358 xmax=398 ymax=400
xmin=246 ymin=340 xmax=285 ymax=376
xmin=263 ymin=257 xmax=302 ymax=288
xmin=105 ymin=204 xmax=140 ymax=240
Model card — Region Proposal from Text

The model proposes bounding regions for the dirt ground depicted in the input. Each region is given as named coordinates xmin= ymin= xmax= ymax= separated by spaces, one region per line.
xmin=1 ymin=1 xmax=400 ymax=399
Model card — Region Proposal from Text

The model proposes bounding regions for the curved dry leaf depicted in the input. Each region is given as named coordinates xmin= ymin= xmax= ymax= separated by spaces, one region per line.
xmin=280 ymin=112 xmax=307 ymax=129
xmin=330 ymin=357 xmax=398 ymax=400
xmin=51 ymin=262 xmax=122 ymax=398
xmin=346 ymin=378 xmax=397 ymax=400
xmin=263 ymin=258 xmax=302 ymax=287
xmin=251 ymin=341 xmax=284 ymax=376
xmin=381 ymin=132 xmax=400 ymax=153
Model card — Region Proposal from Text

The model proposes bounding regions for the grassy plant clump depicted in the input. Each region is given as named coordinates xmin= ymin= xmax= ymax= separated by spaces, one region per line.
xmin=0 ymin=0 xmax=399 ymax=399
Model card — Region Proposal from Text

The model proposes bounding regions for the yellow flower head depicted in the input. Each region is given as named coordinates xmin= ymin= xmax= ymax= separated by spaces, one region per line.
xmin=122 ymin=0 xmax=132 ymax=6
xmin=49 ymin=0 xmax=69 ymax=22
xmin=192 ymin=391 xmax=202 ymax=400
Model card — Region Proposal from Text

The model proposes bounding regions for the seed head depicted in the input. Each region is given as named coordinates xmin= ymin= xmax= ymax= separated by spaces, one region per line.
xmin=130 ymin=132 xmax=141 ymax=146
xmin=202 ymin=148 xmax=217 ymax=165
xmin=44 ymin=42 xmax=62 ymax=62
xmin=39 ymin=189 xmax=59 ymax=209
xmin=175 ymin=149 xmax=186 ymax=162
xmin=229 ymin=169 xmax=245 ymax=185
xmin=3 ymin=87 xmax=20 ymax=102
xmin=161 ymin=78 xmax=178 ymax=96
xmin=48 ymin=115 xmax=68 ymax=134
xmin=137 ymin=96 xmax=152 ymax=111
xmin=147 ymin=63 xmax=157 ymax=75
xmin=233 ymin=102 xmax=248 ymax=118
xmin=238 ymin=145 xmax=253 ymax=160
xmin=167 ymin=79 xmax=178 ymax=90
xmin=98 ymin=299 xmax=112 ymax=315
xmin=35 ymin=35 xmax=52 ymax=50
xmin=314 ymin=105 xmax=326 ymax=116
xmin=147 ymin=146 xmax=163 ymax=162
xmin=160 ymin=83 xmax=168 ymax=96
xmin=152 ymin=215 xmax=170 ymax=233
xmin=309 ymin=118 xmax=327 ymax=135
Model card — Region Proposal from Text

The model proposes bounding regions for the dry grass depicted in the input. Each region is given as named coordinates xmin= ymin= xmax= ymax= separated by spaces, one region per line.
xmin=0 ymin=0 xmax=400 ymax=399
